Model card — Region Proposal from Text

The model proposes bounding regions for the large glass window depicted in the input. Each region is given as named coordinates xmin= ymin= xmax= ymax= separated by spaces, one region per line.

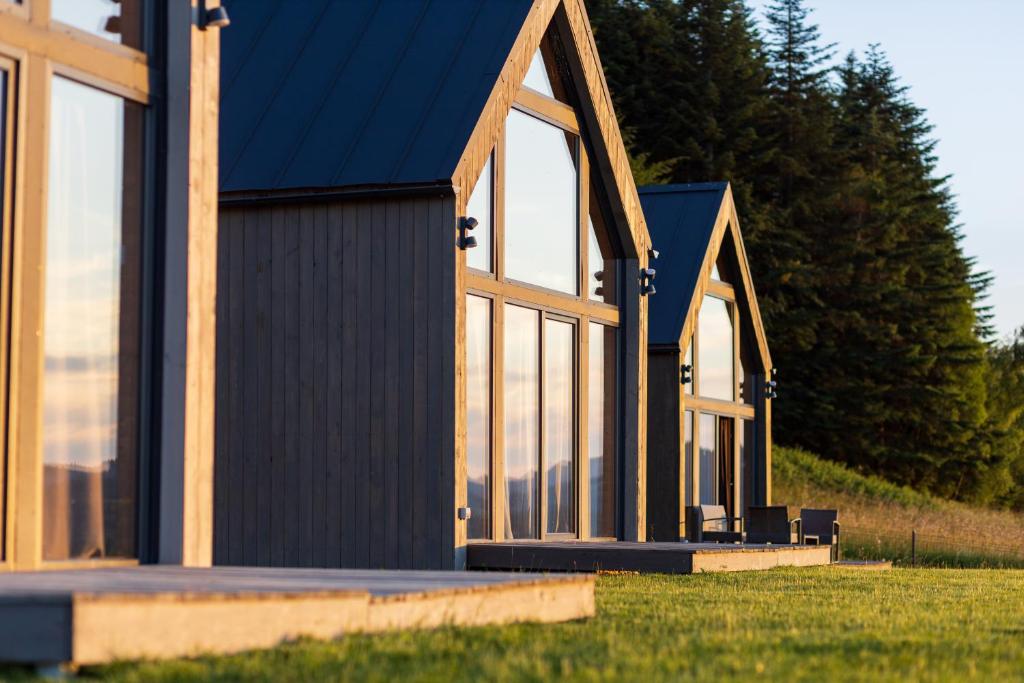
xmin=683 ymin=410 xmax=693 ymax=508
xmin=52 ymin=0 xmax=144 ymax=50
xmin=699 ymin=413 xmax=717 ymax=506
xmin=466 ymin=154 xmax=492 ymax=273
xmin=504 ymin=109 xmax=578 ymax=294
xmin=466 ymin=296 xmax=491 ymax=539
xmin=0 ymin=66 xmax=9 ymax=559
xmin=465 ymin=30 xmax=622 ymax=542
xmin=504 ymin=304 xmax=540 ymax=539
xmin=698 ymin=296 xmax=733 ymax=400
xmin=589 ymin=323 xmax=617 ymax=537
xmin=545 ymin=319 xmax=575 ymax=535
xmin=42 ymin=77 xmax=143 ymax=561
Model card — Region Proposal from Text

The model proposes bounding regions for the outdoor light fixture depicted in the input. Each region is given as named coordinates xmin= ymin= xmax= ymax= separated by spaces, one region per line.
xmin=640 ymin=267 xmax=656 ymax=296
xmin=766 ymin=368 xmax=778 ymax=399
xmin=197 ymin=0 xmax=231 ymax=30
xmin=680 ymin=363 xmax=693 ymax=386
xmin=458 ymin=216 xmax=479 ymax=250
xmin=648 ymin=247 xmax=660 ymax=261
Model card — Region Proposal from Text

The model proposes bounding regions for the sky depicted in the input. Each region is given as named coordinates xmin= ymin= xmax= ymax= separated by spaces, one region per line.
xmin=748 ymin=0 xmax=1024 ymax=340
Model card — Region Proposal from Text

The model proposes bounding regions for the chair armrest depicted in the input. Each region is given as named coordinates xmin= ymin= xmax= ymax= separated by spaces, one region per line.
xmin=789 ymin=517 xmax=803 ymax=543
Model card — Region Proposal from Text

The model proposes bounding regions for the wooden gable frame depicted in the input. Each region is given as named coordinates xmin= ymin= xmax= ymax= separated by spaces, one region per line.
xmin=677 ymin=184 xmax=772 ymax=372
xmin=451 ymin=0 xmax=650 ymax=260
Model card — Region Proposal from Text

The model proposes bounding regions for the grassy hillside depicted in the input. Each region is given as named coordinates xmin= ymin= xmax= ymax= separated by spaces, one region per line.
xmin=773 ymin=446 xmax=1024 ymax=568
xmin=12 ymin=569 xmax=1019 ymax=682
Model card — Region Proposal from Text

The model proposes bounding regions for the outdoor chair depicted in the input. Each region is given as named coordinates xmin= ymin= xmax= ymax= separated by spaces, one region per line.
xmin=745 ymin=505 xmax=801 ymax=544
xmin=690 ymin=504 xmax=744 ymax=543
xmin=801 ymin=508 xmax=841 ymax=561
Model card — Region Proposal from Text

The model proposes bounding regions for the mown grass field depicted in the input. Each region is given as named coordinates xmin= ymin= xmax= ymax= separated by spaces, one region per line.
xmin=4 ymin=568 xmax=1021 ymax=682
xmin=774 ymin=446 xmax=1024 ymax=568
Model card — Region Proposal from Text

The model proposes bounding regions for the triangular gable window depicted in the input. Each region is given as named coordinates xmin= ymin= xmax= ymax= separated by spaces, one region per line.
xmin=523 ymin=49 xmax=555 ymax=97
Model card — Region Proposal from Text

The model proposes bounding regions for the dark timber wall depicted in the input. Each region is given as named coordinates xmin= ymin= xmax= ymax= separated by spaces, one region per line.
xmin=646 ymin=349 xmax=682 ymax=542
xmin=214 ymin=193 xmax=457 ymax=570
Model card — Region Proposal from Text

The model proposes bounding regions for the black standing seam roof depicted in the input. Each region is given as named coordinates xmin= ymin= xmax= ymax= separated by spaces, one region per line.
xmin=219 ymin=0 xmax=535 ymax=194
xmin=639 ymin=182 xmax=728 ymax=346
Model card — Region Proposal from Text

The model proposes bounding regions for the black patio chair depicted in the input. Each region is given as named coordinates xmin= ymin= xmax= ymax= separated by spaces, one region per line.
xmin=746 ymin=505 xmax=802 ymax=544
xmin=689 ymin=504 xmax=744 ymax=543
xmin=801 ymin=508 xmax=841 ymax=561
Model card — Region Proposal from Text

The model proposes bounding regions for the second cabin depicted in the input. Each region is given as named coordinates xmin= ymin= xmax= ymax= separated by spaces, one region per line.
xmin=640 ymin=183 xmax=774 ymax=543
xmin=214 ymin=0 xmax=653 ymax=570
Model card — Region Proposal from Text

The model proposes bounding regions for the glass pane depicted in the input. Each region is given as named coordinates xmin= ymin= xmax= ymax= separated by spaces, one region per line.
xmin=711 ymin=262 xmax=722 ymax=280
xmin=52 ymin=0 xmax=144 ymax=50
xmin=466 ymin=296 xmax=491 ymax=539
xmin=683 ymin=410 xmax=693 ymax=508
xmin=43 ymin=77 xmax=144 ymax=561
xmin=683 ymin=335 xmax=693 ymax=396
xmin=466 ymin=154 xmax=492 ymax=272
xmin=545 ymin=319 xmax=575 ymax=535
xmin=504 ymin=110 xmax=578 ymax=294
xmin=588 ymin=206 xmax=616 ymax=304
xmin=523 ymin=49 xmax=554 ymax=96
xmin=698 ymin=296 xmax=734 ymax=400
xmin=0 ymin=69 xmax=6 ymax=559
xmin=699 ymin=414 xmax=717 ymax=506
xmin=504 ymin=304 xmax=539 ymax=539
xmin=589 ymin=323 xmax=617 ymax=538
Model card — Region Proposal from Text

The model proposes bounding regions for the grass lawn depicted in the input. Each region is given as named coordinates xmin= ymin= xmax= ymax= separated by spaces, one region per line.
xmin=10 ymin=567 xmax=1021 ymax=682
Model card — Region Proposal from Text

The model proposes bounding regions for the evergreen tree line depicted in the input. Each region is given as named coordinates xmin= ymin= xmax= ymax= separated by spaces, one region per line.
xmin=587 ymin=0 xmax=1024 ymax=506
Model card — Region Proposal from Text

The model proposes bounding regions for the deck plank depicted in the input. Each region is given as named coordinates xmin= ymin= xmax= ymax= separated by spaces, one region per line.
xmin=0 ymin=568 xmax=594 ymax=666
xmin=467 ymin=541 xmax=833 ymax=574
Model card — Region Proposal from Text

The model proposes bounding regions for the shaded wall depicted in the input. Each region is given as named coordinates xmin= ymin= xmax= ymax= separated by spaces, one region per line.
xmin=214 ymin=193 xmax=457 ymax=569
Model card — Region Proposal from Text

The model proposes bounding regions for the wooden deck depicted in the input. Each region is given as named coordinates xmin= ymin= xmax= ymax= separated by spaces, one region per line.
xmin=0 ymin=566 xmax=594 ymax=666
xmin=468 ymin=541 xmax=833 ymax=574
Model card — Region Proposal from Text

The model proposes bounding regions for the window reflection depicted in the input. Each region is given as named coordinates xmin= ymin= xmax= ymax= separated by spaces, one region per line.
xmin=504 ymin=109 xmax=578 ymax=294
xmin=588 ymin=203 xmax=617 ymax=304
xmin=699 ymin=413 xmax=717 ymax=506
xmin=545 ymin=319 xmax=574 ymax=535
xmin=42 ymin=77 xmax=143 ymax=561
xmin=504 ymin=304 xmax=539 ymax=539
xmin=466 ymin=296 xmax=491 ymax=539
xmin=466 ymin=154 xmax=492 ymax=272
xmin=683 ymin=410 xmax=693 ymax=508
xmin=589 ymin=323 xmax=616 ymax=537
xmin=0 ymin=68 xmax=7 ymax=558
xmin=698 ymin=296 xmax=733 ymax=400
xmin=52 ymin=0 xmax=144 ymax=49
xmin=523 ymin=49 xmax=555 ymax=97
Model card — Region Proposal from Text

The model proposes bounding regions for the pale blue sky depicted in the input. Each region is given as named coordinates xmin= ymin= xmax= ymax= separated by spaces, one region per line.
xmin=749 ymin=0 xmax=1024 ymax=339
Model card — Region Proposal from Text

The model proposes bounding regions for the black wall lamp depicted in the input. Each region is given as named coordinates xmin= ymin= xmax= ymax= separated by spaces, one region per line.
xmin=458 ymin=216 xmax=479 ymax=250
xmin=765 ymin=368 xmax=778 ymax=400
xmin=640 ymin=267 xmax=656 ymax=296
xmin=680 ymin=364 xmax=693 ymax=386
xmin=197 ymin=0 xmax=231 ymax=30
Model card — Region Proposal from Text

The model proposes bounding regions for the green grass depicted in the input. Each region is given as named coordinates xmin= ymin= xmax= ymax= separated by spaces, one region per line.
xmin=774 ymin=446 xmax=1024 ymax=568
xmin=6 ymin=568 xmax=1023 ymax=682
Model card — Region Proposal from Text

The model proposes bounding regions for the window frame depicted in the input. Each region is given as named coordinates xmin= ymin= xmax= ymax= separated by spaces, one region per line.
xmin=464 ymin=49 xmax=623 ymax=541
xmin=682 ymin=246 xmax=762 ymax=521
xmin=0 ymin=0 xmax=158 ymax=570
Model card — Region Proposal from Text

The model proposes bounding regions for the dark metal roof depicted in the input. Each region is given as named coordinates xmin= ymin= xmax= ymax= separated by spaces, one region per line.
xmin=639 ymin=182 xmax=728 ymax=346
xmin=219 ymin=0 xmax=533 ymax=193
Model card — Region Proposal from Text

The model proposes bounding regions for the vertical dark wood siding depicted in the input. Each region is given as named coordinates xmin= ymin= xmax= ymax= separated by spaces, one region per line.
xmin=214 ymin=194 xmax=457 ymax=570
xmin=646 ymin=350 xmax=682 ymax=542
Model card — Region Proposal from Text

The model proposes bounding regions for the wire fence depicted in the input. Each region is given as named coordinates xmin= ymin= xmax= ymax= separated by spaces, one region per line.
xmin=839 ymin=523 xmax=1024 ymax=568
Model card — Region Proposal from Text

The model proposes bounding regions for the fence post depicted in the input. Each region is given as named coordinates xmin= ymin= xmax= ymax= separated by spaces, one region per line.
xmin=911 ymin=529 xmax=917 ymax=568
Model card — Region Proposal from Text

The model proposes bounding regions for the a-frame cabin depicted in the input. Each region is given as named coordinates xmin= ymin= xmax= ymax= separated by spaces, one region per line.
xmin=215 ymin=0 xmax=653 ymax=570
xmin=640 ymin=183 xmax=773 ymax=542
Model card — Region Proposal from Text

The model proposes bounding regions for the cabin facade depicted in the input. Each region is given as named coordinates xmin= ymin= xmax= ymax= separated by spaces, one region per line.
xmin=641 ymin=183 xmax=774 ymax=542
xmin=0 ymin=2 xmax=222 ymax=570
xmin=213 ymin=0 xmax=652 ymax=570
